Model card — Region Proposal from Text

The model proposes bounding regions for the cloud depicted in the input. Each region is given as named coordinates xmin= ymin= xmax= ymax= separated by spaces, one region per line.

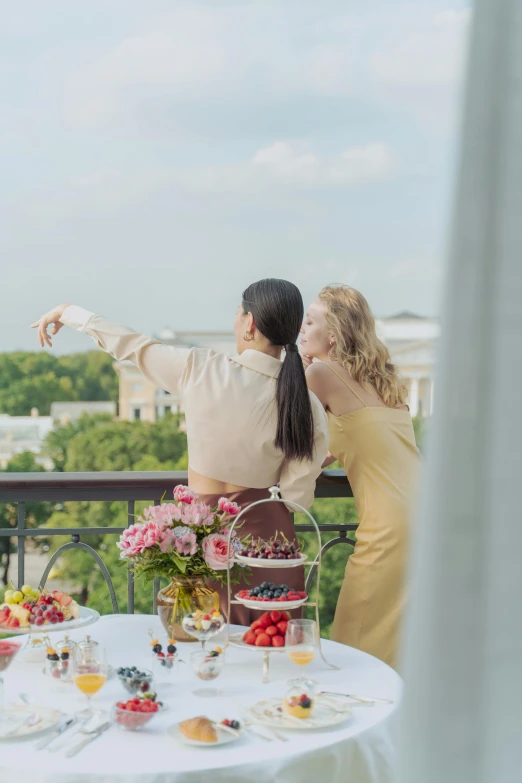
xmin=64 ymin=5 xmax=354 ymax=131
xmin=177 ymin=141 xmax=397 ymax=192
xmin=371 ymin=10 xmax=471 ymax=88
xmin=25 ymin=139 xmax=398 ymax=219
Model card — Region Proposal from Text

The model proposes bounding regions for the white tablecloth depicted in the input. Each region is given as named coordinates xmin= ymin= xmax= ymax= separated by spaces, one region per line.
xmin=0 ymin=614 xmax=400 ymax=783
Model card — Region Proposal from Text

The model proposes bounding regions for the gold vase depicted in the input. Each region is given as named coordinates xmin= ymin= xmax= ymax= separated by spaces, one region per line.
xmin=156 ymin=575 xmax=220 ymax=643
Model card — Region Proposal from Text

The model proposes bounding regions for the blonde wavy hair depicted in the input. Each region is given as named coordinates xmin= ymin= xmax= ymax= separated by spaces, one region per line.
xmin=319 ymin=284 xmax=408 ymax=408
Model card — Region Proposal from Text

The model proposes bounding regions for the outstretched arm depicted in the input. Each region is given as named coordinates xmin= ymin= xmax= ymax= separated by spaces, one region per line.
xmin=31 ymin=304 xmax=192 ymax=396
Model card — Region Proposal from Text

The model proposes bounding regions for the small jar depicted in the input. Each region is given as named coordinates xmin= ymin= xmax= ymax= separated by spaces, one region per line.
xmin=283 ymin=678 xmax=316 ymax=719
xmin=45 ymin=636 xmax=77 ymax=683
xmin=75 ymin=635 xmax=100 ymax=674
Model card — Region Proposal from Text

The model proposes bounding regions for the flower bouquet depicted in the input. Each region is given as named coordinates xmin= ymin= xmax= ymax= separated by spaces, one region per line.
xmin=117 ymin=486 xmax=246 ymax=640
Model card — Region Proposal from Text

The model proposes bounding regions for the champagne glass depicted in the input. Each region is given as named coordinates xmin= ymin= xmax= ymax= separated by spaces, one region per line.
xmin=0 ymin=640 xmax=21 ymax=728
xmin=286 ymin=619 xmax=318 ymax=685
xmin=72 ymin=644 xmax=108 ymax=715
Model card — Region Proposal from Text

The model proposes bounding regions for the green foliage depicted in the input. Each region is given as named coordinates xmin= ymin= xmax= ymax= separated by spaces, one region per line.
xmin=42 ymin=414 xmax=189 ymax=614
xmin=296 ymin=498 xmax=358 ymax=638
xmin=0 ymin=351 xmax=118 ymax=416
xmin=0 ymin=451 xmax=52 ymax=586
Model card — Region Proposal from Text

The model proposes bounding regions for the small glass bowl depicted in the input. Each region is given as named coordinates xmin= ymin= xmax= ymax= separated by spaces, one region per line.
xmin=190 ymin=650 xmax=225 ymax=681
xmin=283 ymin=678 xmax=316 ymax=719
xmin=117 ymin=667 xmax=154 ymax=695
xmin=113 ymin=703 xmax=158 ymax=731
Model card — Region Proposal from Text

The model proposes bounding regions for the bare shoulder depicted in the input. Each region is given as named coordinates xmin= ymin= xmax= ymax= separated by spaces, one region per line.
xmin=305 ymin=361 xmax=334 ymax=406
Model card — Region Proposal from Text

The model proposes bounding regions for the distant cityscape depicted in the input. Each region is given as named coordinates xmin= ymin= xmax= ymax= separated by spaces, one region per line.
xmin=0 ymin=311 xmax=438 ymax=469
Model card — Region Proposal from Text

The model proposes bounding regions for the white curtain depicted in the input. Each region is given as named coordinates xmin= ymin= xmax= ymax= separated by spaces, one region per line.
xmin=397 ymin=1 xmax=522 ymax=782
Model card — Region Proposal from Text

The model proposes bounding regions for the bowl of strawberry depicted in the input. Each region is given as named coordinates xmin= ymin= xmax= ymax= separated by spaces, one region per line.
xmin=236 ymin=582 xmax=307 ymax=610
xmin=242 ymin=610 xmax=289 ymax=649
xmin=114 ymin=697 xmax=159 ymax=730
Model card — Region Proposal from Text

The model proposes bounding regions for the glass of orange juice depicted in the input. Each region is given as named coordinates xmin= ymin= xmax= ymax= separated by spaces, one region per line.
xmin=286 ymin=619 xmax=318 ymax=684
xmin=72 ymin=645 xmax=108 ymax=713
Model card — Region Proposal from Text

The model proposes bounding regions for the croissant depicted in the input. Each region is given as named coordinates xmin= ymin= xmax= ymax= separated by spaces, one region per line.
xmin=179 ymin=716 xmax=218 ymax=743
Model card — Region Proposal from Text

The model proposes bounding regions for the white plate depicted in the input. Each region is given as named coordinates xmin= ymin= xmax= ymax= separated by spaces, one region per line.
xmin=0 ymin=606 xmax=100 ymax=636
xmin=245 ymin=696 xmax=352 ymax=730
xmin=234 ymin=594 xmax=307 ymax=611
xmin=228 ymin=632 xmax=286 ymax=653
xmin=167 ymin=722 xmax=243 ymax=747
xmin=0 ymin=705 xmax=60 ymax=741
xmin=235 ymin=553 xmax=308 ymax=569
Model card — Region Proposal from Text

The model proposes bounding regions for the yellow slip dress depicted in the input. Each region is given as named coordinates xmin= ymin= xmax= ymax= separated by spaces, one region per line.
xmin=326 ymin=364 xmax=420 ymax=670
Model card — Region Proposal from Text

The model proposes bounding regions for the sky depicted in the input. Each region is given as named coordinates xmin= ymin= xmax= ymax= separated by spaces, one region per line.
xmin=0 ymin=0 xmax=471 ymax=354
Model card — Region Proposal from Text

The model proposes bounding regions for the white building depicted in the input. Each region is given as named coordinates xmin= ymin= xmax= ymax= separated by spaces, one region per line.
xmin=50 ymin=400 xmax=116 ymax=424
xmin=116 ymin=313 xmax=439 ymax=422
xmin=0 ymin=410 xmax=54 ymax=469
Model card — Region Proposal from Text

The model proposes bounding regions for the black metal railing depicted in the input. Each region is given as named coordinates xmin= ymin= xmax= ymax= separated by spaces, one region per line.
xmin=0 ymin=470 xmax=356 ymax=612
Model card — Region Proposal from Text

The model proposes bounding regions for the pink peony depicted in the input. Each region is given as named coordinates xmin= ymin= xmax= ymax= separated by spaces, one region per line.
xmin=202 ymin=534 xmax=232 ymax=571
xmin=158 ymin=529 xmax=177 ymax=554
xmin=117 ymin=524 xmax=147 ymax=557
xmin=173 ymin=485 xmax=198 ymax=505
xmin=217 ymin=498 xmax=241 ymax=516
xmin=182 ymin=502 xmax=214 ymax=527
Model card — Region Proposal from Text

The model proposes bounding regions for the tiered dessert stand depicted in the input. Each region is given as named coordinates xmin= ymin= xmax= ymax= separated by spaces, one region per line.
xmin=225 ymin=486 xmax=339 ymax=682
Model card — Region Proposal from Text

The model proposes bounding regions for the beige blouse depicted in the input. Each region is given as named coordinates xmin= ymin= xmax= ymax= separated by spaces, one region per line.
xmin=61 ymin=306 xmax=328 ymax=509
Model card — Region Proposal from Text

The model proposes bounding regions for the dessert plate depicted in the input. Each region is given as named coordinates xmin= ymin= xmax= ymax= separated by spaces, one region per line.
xmin=234 ymin=594 xmax=307 ymax=612
xmin=244 ymin=696 xmax=352 ymax=730
xmin=0 ymin=705 xmax=60 ymax=741
xmin=167 ymin=722 xmax=243 ymax=747
xmin=0 ymin=607 xmax=100 ymax=636
xmin=235 ymin=553 xmax=308 ymax=569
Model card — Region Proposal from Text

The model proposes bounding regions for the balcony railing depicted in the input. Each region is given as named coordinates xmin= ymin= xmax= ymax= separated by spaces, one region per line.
xmin=0 ymin=470 xmax=356 ymax=613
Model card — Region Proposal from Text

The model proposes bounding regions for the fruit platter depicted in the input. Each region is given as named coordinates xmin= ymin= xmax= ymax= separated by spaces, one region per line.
xmin=235 ymin=581 xmax=308 ymax=611
xmin=0 ymin=584 xmax=99 ymax=635
xmin=231 ymin=610 xmax=290 ymax=650
xmin=235 ymin=534 xmax=307 ymax=569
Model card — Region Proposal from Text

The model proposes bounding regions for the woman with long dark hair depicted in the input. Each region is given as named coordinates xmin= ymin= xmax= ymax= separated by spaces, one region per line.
xmin=32 ymin=279 xmax=328 ymax=623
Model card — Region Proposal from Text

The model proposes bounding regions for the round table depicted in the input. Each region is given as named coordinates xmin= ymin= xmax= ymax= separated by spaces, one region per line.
xmin=0 ymin=614 xmax=401 ymax=783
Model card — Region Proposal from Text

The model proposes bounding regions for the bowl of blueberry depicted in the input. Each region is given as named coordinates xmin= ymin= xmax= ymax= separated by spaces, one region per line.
xmin=117 ymin=666 xmax=154 ymax=695
xmin=236 ymin=582 xmax=307 ymax=610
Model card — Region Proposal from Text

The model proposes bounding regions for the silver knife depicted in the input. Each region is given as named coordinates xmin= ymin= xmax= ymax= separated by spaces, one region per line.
xmin=65 ymin=721 xmax=111 ymax=758
xmin=319 ymin=690 xmax=394 ymax=705
xmin=36 ymin=717 xmax=76 ymax=750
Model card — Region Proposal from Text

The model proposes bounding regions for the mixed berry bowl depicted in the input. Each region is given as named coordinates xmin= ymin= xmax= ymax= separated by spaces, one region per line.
xmin=113 ymin=698 xmax=159 ymax=731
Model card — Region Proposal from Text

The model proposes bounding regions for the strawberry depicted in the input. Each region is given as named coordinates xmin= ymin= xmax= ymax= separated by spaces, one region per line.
xmin=259 ymin=614 xmax=272 ymax=629
xmin=254 ymin=628 xmax=265 ymax=636
xmin=270 ymin=610 xmax=282 ymax=624
xmin=297 ymin=592 xmax=307 ymax=599
xmin=281 ymin=611 xmax=291 ymax=621
xmin=250 ymin=619 xmax=263 ymax=631
xmin=243 ymin=630 xmax=257 ymax=645
xmin=271 ymin=634 xmax=285 ymax=648
xmin=276 ymin=620 xmax=288 ymax=635
xmin=255 ymin=633 xmax=271 ymax=647
xmin=265 ymin=625 xmax=278 ymax=637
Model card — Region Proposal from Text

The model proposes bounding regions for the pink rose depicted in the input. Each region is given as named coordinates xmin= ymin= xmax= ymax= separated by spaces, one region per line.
xmin=182 ymin=502 xmax=214 ymax=527
xmin=217 ymin=498 xmax=241 ymax=516
xmin=202 ymin=534 xmax=232 ymax=571
xmin=173 ymin=485 xmax=198 ymax=505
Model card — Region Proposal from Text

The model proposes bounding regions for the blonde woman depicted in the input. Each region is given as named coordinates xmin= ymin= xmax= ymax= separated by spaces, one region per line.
xmin=300 ymin=285 xmax=420 ymax=669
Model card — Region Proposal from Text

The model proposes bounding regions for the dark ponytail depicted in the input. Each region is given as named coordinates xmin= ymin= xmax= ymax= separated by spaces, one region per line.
xmin=242 ymin=279 xmax=314 ymax=461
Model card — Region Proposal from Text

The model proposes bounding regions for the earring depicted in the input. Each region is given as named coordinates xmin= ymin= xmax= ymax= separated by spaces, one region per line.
xmin=243 ymin=331 xmax=254 ymax=342
xmin=329 ymin=341 xmax=334 ymax=346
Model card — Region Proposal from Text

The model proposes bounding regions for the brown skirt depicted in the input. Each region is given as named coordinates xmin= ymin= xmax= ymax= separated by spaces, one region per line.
xmin=201 ymin=488 xmax=305 ymax=627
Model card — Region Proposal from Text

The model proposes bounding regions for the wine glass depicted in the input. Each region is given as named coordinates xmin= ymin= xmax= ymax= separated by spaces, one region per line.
xmin=0 ymin=640 xmax=21 ymax=728
xmin=72 ymin=644 xmax=108 ymax=715
xmin=286 ymin=619 xmax=318 ymax=685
